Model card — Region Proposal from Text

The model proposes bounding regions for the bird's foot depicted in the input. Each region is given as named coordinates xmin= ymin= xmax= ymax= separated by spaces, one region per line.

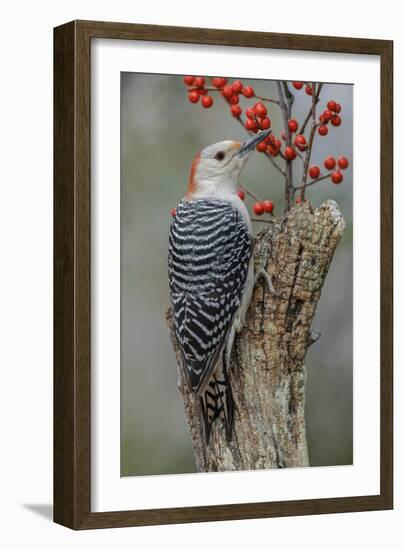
xmin=307 ymin=329 xmax=322 ymax=347
xmin=254 ymin=267 xmax=279 ymax=296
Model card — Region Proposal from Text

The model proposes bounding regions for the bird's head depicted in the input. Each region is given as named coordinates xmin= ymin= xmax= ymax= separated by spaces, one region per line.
xmin=186 ymin=130 xmax=271 ymax=200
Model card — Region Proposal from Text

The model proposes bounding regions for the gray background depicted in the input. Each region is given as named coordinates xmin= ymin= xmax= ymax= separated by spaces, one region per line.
xmin=121 ymin=74 xmax=353 ymax=476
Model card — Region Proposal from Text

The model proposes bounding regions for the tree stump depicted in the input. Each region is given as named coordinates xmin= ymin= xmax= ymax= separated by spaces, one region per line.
xmin=166 ymin=200 xmax=346 ymax=472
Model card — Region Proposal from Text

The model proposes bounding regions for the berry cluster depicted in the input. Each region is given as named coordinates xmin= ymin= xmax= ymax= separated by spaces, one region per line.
xmin=317 ymin=100 xmax=342 ymax=136
xmin=292 ymin=82 xmax=314 ymax=96
xmin=323 ymin=155 xmax=349 ymax=184
xmin=253 ymin=200 xmax=274 ymax=216
xmin=183 ymin=76 xmax=257 ymax=119
xmin=244 ymin=102 xmax=271 ymax=133
xmin=179 ymin=76 xmax=350 ymax=214
xmin=237 ymin=189 xmax=275 ymax=217
xmin=184 ymin=76 xmax=214 ymax=108
xmin=307 ymin=155 xmax=349 ymax=185
xmin=254 ymin=133 xmax=282 ymax=157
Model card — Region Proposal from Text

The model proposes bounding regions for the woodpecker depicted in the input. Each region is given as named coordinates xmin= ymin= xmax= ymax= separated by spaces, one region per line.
xmin=168 ymin=130 xmax=271 ymax=443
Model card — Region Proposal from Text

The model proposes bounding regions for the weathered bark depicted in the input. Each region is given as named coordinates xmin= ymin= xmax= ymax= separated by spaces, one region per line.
xmin=167 ymin=200 xmax=345 ymax=472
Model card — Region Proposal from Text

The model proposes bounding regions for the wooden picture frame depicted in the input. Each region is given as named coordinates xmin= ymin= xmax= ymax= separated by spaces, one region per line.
xmin=54 ymin=20 xmax=393 ymax=529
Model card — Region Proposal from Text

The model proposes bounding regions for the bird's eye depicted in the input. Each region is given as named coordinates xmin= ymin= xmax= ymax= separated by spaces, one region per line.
xmin=214 ymin=151 xmax=226 ymax=161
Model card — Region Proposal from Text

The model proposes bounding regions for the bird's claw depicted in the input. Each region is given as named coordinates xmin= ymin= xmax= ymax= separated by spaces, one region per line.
xmin=307 ymin=329 xmax=321 ymax=347
xmin=254 ymin=267 xmax=279 ymax=296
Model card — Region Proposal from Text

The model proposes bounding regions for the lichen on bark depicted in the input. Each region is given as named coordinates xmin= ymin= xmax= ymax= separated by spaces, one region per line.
xmin=167 ymin=200 xmax=346 ymax=472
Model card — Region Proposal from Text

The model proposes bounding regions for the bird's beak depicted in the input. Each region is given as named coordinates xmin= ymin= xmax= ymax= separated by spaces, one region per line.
xmin=236 ymin=129 xmax=272 ymax=157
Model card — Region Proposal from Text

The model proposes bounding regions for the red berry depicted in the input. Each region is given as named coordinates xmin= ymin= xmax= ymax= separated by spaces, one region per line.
xmin=230 ymin=105 xmax=242 ymax=117
xmin=246 ymin=107 xmax=256 ymax=118
xmin=267 ymin=145 xmax=279 ymax=157
xmin=331 ymin=115 xmax=342 ymax=127
xmin=201 ymin=95 xmax=213 ymax=108
xmin=338 ymin=156 xmax=349 ymax=169
xmin=255 ymin=102 xmax=267 ymax=117
xmin=194 ymin=76 xmax=205 ymax=88
xmin=284 ymin=146 xmax=297 ymax=160
xmin=229 ymin=94 xmax=240 ymax=105
xmin=295 ymin=196 xmax=303 ymax=204
xmin=294 ymin=134 xmax=307 ymax=151
xmin=170 ymin=208 xmax=177 ymax=217
xmin=243 ymin=86 xmax=255 ymax=98
xmin=288 ymin=119 xmax=299 ymax=132
xmin=188 ymin=90 xmax=200 ymax=103
xmin=305 ymin=85 xmax=313 ymax=96
xmin=318 ymin=125 xmax=328 ymax=136
xmin=237 ymin=190 xmax=245 ymax=200
xmin=309 ymin=165 xmax=320 ymax=179
xmin=253 ymin=202 xmax=264 ymax=215
xmin=323 ymin=109 xmax=332 ymax=121
xmin=245 ymin=118 xmax=257 ymax=131
xmin=232 ymin=80 xmax=243 ymax=94
xmin=212 ymin=77 xmax=226 ymax=88
xmin=184 ymin=76 xmax=195 ymax=86
xmin=292 ymin=82 xmax=304 ymax=90
xmin=327 ymin=100 xmax=337 ymax=112
xmin=222 ymin=85 xmax=233 ymax=98
xmin=198 ymin=88 xmax=208 ymax=95
xmin=259 ymin=117 xmax=271 ymax=130
xmin=324 ymin=156 xmax=336 ymax=170
xmin=331 ymin=170 xmax=343 ymax=184
xmin=335 ymin=103 xmax=342 ymax=113
xmin=256 ymin=141 xmax=267 ymax=153
xmin=262 ymin=200 xmax=274 ymax=214
xmin=275 ymin=139 xmax=282 ymax=149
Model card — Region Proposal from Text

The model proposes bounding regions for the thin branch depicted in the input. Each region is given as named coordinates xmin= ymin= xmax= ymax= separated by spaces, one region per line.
xmin=251 ymin=217 xmax=277 ymax=224
xmin=198 ymin=87 xmax=280 ymax=105
xmin=299 ymin=83 xmax=323 ymax=135
xmin=254 ymin=95 xmax=280 ymax=105
xmin=262 ymin=150 xmax=286 ymax=176
xmin=282 ymin=81 xmax=294 ymax=104
xmin=300 ymin=83 xmax=321 ymax=201
xmin=277 ymin=81 xmax=293 ymax=213
xmin=294 ymin=173 xmax=331 ymax=190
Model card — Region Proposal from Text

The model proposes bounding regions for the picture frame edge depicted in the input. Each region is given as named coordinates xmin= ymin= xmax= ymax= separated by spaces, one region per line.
xmin=53 ymin=19 xmax=394 ymax=530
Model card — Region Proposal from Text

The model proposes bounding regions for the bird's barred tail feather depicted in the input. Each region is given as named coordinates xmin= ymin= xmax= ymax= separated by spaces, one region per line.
xmin=200 ymin=363 xmax=234 ymax=444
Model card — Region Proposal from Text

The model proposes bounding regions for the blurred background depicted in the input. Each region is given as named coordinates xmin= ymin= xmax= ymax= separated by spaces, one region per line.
xmin=121 ymin=74 xmax=353 ymax=476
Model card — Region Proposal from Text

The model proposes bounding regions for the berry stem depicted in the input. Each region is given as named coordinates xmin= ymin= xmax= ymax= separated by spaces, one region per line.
xmin=239 ymin=183 xmax=262 ymax=203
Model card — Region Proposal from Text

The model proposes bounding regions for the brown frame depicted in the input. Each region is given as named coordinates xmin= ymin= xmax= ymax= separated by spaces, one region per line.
xmin=54 ymin=19 xmax=393 ymax=530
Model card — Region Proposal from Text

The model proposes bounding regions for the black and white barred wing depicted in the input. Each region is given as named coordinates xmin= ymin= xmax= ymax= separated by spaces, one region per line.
xmin=168 ymin=199 xmax=252 ymax=395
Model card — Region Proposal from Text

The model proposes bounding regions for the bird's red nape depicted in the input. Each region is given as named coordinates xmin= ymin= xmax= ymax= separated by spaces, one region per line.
xmin=185 ymin=153 xmax=201 ymax=199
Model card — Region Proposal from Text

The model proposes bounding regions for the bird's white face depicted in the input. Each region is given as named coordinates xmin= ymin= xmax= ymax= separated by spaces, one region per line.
xmin=188 ymin=140 xmax=246 ymax=200
xmin=186 ymin=131 xmax=271 ymax=200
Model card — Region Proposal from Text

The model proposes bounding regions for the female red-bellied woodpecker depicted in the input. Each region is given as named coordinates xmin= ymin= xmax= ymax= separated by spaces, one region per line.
xmin=168 ymin=130 xmax=271 ymax=443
